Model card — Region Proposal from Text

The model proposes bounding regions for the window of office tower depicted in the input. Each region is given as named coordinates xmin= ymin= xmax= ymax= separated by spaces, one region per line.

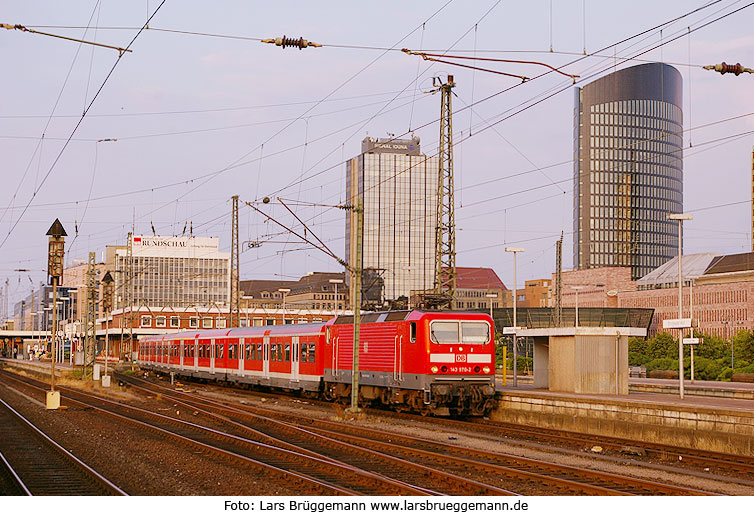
xmin=587 ymin=99 xmax=682 ymax=276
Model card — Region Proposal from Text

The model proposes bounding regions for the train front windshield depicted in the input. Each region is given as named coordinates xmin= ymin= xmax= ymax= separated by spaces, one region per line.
xmin=429 ymin=321 xmax=490 ymax=344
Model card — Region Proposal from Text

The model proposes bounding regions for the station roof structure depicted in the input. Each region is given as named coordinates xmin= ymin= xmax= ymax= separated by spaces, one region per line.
xmin=636 ymin=253 xmax=719 ymax=288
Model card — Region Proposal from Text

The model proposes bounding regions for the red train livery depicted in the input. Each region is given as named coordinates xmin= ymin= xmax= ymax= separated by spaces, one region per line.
xmin=138 ymin=309 xmax=497 ymax=416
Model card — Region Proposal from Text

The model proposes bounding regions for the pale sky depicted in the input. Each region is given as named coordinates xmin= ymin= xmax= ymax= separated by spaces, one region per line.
xmin=2 ymin=0 xmax=754 ymax=309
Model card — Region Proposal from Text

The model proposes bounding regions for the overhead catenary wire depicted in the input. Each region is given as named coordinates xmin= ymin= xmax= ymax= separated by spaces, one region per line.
xmin=9 ymin=0 xmax=730 ymax=233
xmin=5 ymin=1 xmax=748 ymax=284
xmin=0 ymin=0 xmax=167 ymax=252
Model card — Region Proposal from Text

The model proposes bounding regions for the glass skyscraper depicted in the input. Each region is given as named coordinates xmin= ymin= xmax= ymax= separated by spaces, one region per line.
xmin=346 ymin=136 xmax=439 ymax=302
xmin=573 ymin=63 xmax=683 ymax=280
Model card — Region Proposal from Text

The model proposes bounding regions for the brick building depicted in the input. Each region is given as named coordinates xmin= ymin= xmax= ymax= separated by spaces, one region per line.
xmin=519 ymin=279 xmax=553 ymax=308
xmin=549 ymin=253 xmax=754 ymax=338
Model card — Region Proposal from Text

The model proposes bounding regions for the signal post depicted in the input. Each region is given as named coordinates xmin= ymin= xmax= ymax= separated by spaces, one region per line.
xmin=46 ymin=219 xmax=67 ymax=410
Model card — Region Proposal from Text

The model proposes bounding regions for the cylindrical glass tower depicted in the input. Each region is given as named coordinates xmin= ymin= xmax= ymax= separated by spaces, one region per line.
xmin=573 ymin=63 xmax=683 ymax=280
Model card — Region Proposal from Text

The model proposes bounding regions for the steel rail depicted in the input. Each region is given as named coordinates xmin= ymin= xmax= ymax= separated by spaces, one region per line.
xmin=0 ymin=397 xmax=127 ymax=495
xmin=126 ymin=374 xmax=722 ymax=495
xmin=0 ymin=450 xmax=31 ymax=495
xmin=131 ymin=369 xmax=754 ymax=479
xmin=115 ymin=374 xmax=680 ymax=495
xmin=0 ymin=370 xmax=417 ymax=496
xmin=117 ymin=373 xmax=513 ymax=496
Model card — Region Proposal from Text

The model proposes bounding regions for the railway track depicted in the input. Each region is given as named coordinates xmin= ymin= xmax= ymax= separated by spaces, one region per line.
xmin=0 ymin=397 xmax=126 ymax=496
xmin=0 ymin=370 xmax=478 ymax=496
xmin=117 ymin=373 xmax=715 ymax=496
xmin=115 ymin=373 xmax=513 ymax=496
xmin=161 ymin=372 xmax=753 ymax=482
xmin=460 ymin=418 xmax=754 ymax=478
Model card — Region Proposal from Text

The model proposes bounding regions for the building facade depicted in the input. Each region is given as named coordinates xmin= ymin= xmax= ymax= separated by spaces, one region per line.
xmin=346 ymin=136 xmax=439 ymax=303
xmin=240 ymin=272 xmax=348 ymax=316
xmin=112 ymin=235 xmax=230 ymax=310
xmin=454 ymin=267 xmax=509 ymax=310
xmin=553 ymin=254 xmax=754 ymax=338
xmin=519 ymin=279 xmax=553 ymax=308
xmin=573 ymin=63 xmax=683 ymax=280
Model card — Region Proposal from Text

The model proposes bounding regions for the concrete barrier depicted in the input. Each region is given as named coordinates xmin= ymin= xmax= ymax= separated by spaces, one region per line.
xmin=493 ymin=391 xmax=754 ymax=457
xmin=630 ymin=382 xmax=754 ymax=400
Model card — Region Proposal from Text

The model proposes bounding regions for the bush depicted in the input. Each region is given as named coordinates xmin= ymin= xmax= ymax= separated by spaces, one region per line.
xmin=718 ymin=367 xmax=733 ymax=381
xmin=646 ymin=357 xmax=678 ymax=372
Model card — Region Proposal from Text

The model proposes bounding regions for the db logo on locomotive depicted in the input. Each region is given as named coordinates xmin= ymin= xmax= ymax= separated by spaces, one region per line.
xmin=455 ymin=354 xmax=467 ymax=363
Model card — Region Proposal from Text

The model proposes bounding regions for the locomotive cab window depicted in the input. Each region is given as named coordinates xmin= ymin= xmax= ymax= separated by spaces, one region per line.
xmin=461 ymin=322 xmax=490 ymax=344
xmin=430 ymin=321 xmax=490 ymax=344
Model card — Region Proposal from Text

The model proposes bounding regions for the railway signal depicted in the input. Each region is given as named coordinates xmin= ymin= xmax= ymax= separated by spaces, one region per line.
xmin=46 ymin=218 xmax=66 ymax=410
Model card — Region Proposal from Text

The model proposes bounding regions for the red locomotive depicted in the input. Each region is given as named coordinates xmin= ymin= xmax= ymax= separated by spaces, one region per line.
xmin=138 ymin=309 xmax=497 ymax=416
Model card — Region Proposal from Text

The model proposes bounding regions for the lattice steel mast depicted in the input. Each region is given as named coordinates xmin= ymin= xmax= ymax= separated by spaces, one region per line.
xmin=230 ymin=195 xmax=240 ymax=328
xmin=433 ymin=75 xmax=457 ymax=309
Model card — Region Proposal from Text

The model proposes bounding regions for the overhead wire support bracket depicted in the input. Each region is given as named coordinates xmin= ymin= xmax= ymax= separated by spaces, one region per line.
xmin=244 ymin=199 xmax=351 ymax=271
xmin=261 ymin=35 xmax=322 ymax=49
xmin=401 ymin=48 xmax=580 ymax=83
xmin=2 ymin=23 xmax=133 ymax=55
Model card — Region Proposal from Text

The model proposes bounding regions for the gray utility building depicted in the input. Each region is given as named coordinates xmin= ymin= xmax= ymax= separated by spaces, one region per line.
xmin=573 ymin=63 xmax=684 ymax=280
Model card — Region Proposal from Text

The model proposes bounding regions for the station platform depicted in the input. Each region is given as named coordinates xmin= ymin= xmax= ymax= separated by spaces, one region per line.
xmin=491 ymin=384 xmax=754 ymax=457
xmin=497 ymin=374 xmax=754 ymax=399
xmin=629 ymin=377 xmax=754 ymax=400
xmin=0 ymin=357 xmax=75 ymax=377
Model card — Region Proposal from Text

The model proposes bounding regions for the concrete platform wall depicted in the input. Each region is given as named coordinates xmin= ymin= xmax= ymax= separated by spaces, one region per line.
xmin=631 ymin=382 xmax=754 ymax=400
xmin=494 ymin=392 xmax=754 ymax=456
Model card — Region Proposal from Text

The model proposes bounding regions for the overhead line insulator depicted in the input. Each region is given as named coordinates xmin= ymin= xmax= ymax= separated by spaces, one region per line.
xmin=262 ymin=36 xmax=322 ymax=49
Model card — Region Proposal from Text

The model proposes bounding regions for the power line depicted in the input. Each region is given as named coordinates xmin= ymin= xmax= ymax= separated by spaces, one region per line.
xmin=0 ymin=0 xmax=168 ymax=252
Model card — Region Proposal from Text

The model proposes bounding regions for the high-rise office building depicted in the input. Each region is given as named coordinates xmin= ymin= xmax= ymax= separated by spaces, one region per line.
xmin=346 ymin=136 xmax=439 ymax=302
xmin=111 ymin=235 xmax=230 ymax=308
xmin=573 ymin=63 xmax=683 ymax=280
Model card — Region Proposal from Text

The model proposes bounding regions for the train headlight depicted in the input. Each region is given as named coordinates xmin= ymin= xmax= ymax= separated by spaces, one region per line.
xmin=430 ymin=365 xmax=439 ymax=374
xmin=482 ymin=366 xmax=491 ymax=374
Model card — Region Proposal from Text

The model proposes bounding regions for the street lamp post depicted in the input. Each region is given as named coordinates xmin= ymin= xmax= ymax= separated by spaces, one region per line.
xmin=570 ymin=286 xmax=587 ymax=327
xmin=329 ymin=278 xmax=344 ymax=317
xmin=485 ymin=293 xmax=497 ymax=320
xmin=668 ymin=213 xmax=692 ymax=400
xmin=505 ymin=247 xmax=525 ymax=387
xmin=278 ymin=288 xmax=291 ymax=325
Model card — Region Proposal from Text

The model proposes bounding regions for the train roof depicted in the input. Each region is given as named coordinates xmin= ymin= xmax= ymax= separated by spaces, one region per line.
xmin=140 ymin=320 xmax=333 ymax=342
xmin=140 ymin=310 xmax=491 ymax=342
xmin=331 ymin=309 xmax=492 ymax=325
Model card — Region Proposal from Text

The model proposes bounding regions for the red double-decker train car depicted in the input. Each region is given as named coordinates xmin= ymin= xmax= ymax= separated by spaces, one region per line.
xmin=139 ymin=310 xmax=496 ymax=416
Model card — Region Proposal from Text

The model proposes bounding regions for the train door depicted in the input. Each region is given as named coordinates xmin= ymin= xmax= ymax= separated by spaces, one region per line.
xmin=226 ymin=338 xmax=238 ymax=372
xmin=210 ymin=338 xmax=216 ymax=374
xmin=291 ymin=336 xmax=300 ymax=382
xmin=238 ymin=338 xmax=244 ymax=376
xmin=179 ymin=339 xmax=184 ymax=369
xmin=393 ymin=333 xmax=403 ymax=382
xmin=262 ymin=335 xmax=270 ymax=378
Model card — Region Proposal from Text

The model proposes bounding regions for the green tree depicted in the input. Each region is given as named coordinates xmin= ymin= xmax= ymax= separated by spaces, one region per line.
xmin=647 ymin=332 xmax=677 ymax=359
xmin=694 ymin=332 xmax=728 ymax=359
xmin=732 ymin=330 xmax=754 ymax=368
xmin=628 ymin=336 xmax=650 ymax=365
